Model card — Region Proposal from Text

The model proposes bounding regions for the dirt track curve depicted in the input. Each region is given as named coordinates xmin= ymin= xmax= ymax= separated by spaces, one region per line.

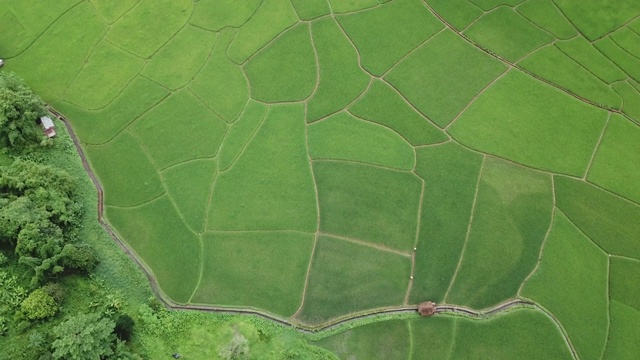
xmin=47 ymin=105 xmax=578 ymax=359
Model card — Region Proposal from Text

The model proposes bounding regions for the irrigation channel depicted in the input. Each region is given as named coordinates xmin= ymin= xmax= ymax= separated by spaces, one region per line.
xmin=47 ymin=105 xmax=579 ymax=358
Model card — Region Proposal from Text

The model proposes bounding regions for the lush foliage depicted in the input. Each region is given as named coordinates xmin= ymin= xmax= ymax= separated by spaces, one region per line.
xmin=51 ymin=313 xmax=116 ymax=360
xmin=0 ymin=72 xmax=45 ymax=150
xmin=0 ymin=159 xmax=85 ymax=285
xmin=20 ymin=288 xmax=59 ymax=320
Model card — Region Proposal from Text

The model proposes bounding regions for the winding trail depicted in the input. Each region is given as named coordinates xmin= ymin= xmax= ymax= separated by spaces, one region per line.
xmin=47 ymin=105 xmax=566 ymax=338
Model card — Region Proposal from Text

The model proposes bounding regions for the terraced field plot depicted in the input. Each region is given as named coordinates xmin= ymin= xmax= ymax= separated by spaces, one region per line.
xmin=3 ymin=0 xmax=640 ymax=357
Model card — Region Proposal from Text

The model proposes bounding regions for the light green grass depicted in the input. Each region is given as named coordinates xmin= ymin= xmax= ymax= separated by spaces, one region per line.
xmin=189 ymin=0 xmax=261 ymax=31
xmin=192 ymin=231 xmax=314 ymax=316
xmin=316 ymin=319 xmax=410 ymax=360
xmin=64 ymin=40 xmax=145 ymax=109
xmin=0 ymin=0 xmax=80 ymax=57
xmin=447 ymin=158 xmax=553 ymax=309
xmin=555 ymin=176 xmax=640 ymax=259
xmin=349 ymin=80 xmax=447 ymax=145
xmin=449 ymin=70 xmax=608 ymax=176
xmin=610 ymin=257 xmax=640 ymax=310
xmin=603 ymin=301 xmax=640 ymax=360
xmin=594 ymin=37 xmax=640 ymax=82
xmin=518 ymin=45 xmax=622 ymax=109
xmin=450 ymin=309 xmax=573 ymax=359
xmin=189 ymin=30 xmax=249 ymax=122
xmin=307 ymin=18 xmax=369 ymax=122
xmin=314 ymin=161 xmax=422 ymax=251
xmin=464 ymin=6 xmax=554 ymax=62
xmin=291 ymin=0 xmax=331 ymax=20
xmin=54 ymin=76 xmax=169 ymax=144
xmin=328 ymin=0 xmax=379 ymax=14
xmin=227 ymin=0 xmax=298 ymax=64
xmin=297 ymin=235 xmax=410 ymax=325
xmin=425 ymin=0 xmax=483 ymax=30
xmin=91 ymin=0 xmax=139 ymax=24
xmin=588 ymin=114 xmax=640 ymax=203
xmin=611 ymin=27 xmax=640 ymax=58
xmin=105 ymin=0 xmax=192 ymax=58
xmin=410 ymin=316 xmax=456 ymax=360
xmin=85 ymin=132 xmax=164 ymax=207
xmin=208 ymin=104 xmax=317 ymax=231
xmin=613 ymin=81 xmax=640 ymax=122
xmin=218 ymin=100 xmax=268 ymax=170
xmin=163 ymin=159 xmax=218 ymax=233
xmin=141 ymin=25 xmax=217 ymax=90
xmin=308 ymin=112 xmax=415 ymax=170
xmin=386 ymin=29 xmax=507 ymax=127
xmin=516 ymin=0 xmax=577 ymax=39
xmin=469 ymin=0 xmax=524 ymax=10
xmin=245 ymin=24 xmax=317 ymax=102
xmin=556 ymin=37 xmax=627 ymax=84
xmin=554 ymin=0 xmax=640 ymax=40
xmin=106 ymin=196 xmax=201 ymax=303
xmin=130 ymin=89 xmax=227 ymax=169
xmin=336 ymin=0 xmax=443 ymax=76
xmin=6 ymin=2 xmax=106 ymax=101
xmin=522 ymin=212 xmax=608 ymax=360
xmin=411 ymin=143 xmax=483 ymax=303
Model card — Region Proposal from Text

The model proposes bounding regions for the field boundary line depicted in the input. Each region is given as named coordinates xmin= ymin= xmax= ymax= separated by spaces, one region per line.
xmin=312 ymin=158 xmax=414 ymax=173
xmin=583 ymin=112 xmax=611 ymax=180
xmin=556 ymin=208 xmax=610 ymax=256
xmin=406 ymin=320 xmax=414 ymax=360
xmin=600 ymin=255 xmax=612 ymax=360
xmin=518 ymin=176 xmax=557 ymax=296
xmin=444 ymin=69 xmax=509 ymax=131
xmin=319 ymin=232 xmax=412 ymax=258
xmin=291 ymin=233 xmax=318 ymax=319
xmin=404 ymin=177 xmax=425 ymax=305
xmin=443 ymin=155 xmax=486 ymax=302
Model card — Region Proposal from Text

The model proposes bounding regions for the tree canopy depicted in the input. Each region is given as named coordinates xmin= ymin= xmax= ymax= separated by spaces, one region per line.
xmin=0 ymin=159 xmax=90 ymax=285
xmin=0 ymin=72 xmax=45 ymax=150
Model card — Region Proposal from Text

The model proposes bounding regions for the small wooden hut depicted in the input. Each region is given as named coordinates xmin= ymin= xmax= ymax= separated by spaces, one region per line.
xmin=40 ymin=116 xmax=56 ymax=138
xmin=418 ymin=301 xmax=436 ymax=316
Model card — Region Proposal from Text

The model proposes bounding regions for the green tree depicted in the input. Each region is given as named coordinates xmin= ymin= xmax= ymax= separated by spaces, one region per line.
xmin=19 ymin=288 xmax=59 ymax=320
xmin=0 ymin=72 xmax=45 ymax=150
xmin=0 ymin=159 xmax=84 ymax=285
xmin=51 ymin=313 xmax=115 ymax=360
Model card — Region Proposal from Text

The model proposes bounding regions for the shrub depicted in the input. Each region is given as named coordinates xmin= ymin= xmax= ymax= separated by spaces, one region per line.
xmin=20 ymin=289 xmax=59 ymax=320
xmin=114 ymin=314 xmax=135 ymax=341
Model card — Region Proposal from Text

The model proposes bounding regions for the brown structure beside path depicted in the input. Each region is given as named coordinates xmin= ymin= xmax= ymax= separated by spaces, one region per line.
xmin=46 ymin=105 xmax=579 ymax=360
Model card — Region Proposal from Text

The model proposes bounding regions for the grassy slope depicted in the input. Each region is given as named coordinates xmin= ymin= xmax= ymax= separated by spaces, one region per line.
xmin=386 ymin=29 xmax=507 ymax=127
xmin=447 ymin=158 xmax=553 ymax=309
xmin=336 ymin=0 xmax=443 ymax=76
xmin=245 ymin=24 xmax=317 ymax=102
xmin=193 ymin=231 xmax=313 ymax=316
xmin=314 ymin=161 xmax=421 ymax=251
xmin=208 ymin=104 xmax=317 ymax=231
xmin=349 ymin=79 xmax=447 ymax=145
xmin=464 ymin=6 xmax=554 ymax=62
xmin=555 ymin=176 xmax=640 ymax=259
xmin=449 ymin=69 xmax=607 ymax=176
xmin=411 ymin=142 xmax=483 ymax=303
xmin=308 ymin=112 xmax=415 ymax=170
xmin=522 ymin=212 xmax=608 ymax=360
xmin=307 ymin=18 xmax=369 ymax=122
xmin=588 ymin=114 xmax=640 ymax=203
xmin=297 ymin=235 xmax=410 ymax=325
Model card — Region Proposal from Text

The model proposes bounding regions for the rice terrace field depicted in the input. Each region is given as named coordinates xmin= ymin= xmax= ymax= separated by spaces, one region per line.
xmin=2 ymin=0 xmax=640 ymax=358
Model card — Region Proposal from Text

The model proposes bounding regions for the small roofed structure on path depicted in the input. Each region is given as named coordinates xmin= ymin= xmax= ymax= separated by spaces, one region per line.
xmin=40 ymin=116 xmax=56 ymax=138
xmin=418 ymin=301 xmax=436 ymax=316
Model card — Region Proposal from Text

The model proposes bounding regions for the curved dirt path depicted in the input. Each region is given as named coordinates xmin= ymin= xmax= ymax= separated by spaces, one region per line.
xmin=49 ymin=105 xmax=577 ymax=359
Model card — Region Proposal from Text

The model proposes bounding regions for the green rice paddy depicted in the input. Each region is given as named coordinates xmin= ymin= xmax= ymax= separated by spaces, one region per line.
xmin=4 ymin=0 xmax=640 ymax=357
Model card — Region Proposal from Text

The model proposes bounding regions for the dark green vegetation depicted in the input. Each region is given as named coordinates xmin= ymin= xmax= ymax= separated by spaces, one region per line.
xmin=3 ymin=0 xmax=640 ymax=358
